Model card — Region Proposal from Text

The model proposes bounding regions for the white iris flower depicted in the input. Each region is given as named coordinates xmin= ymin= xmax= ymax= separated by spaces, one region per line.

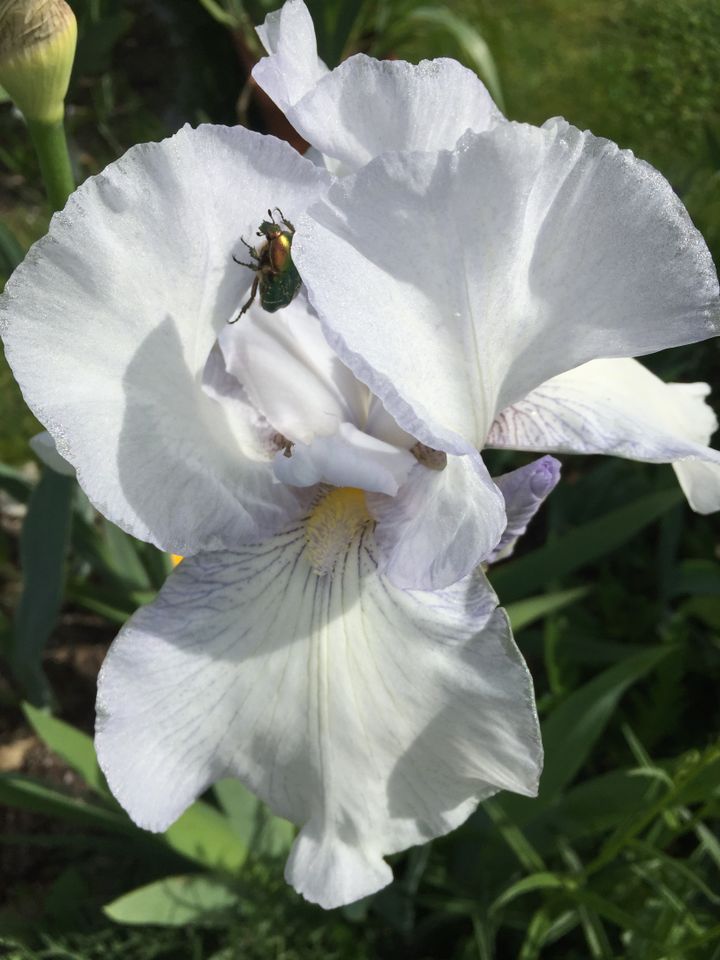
xmin=1 ymin=0 xmax=718 ymax=911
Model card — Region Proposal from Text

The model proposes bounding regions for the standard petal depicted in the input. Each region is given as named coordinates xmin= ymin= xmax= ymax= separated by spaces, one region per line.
xmin=488 ymin=456 xmax=561 ymax=563
xmin=253 ymin=1 xmax=500 ymax=171
xmin=0 ymin=125 xmax=330 ymax=554
xmin=254 ymin=0 xmax=329 ymax=117
xmin=261 ymin=53 xmax=502 ymax=173
xmin=96 ymin=523 xmax=541 ymax=909
xmin=296 ymin=120 xmax=719 ymax=455
xmin=487 ymin=358 xmax=720 ymax=513
xmin=368 ymin=453 xmax=507 ymax=589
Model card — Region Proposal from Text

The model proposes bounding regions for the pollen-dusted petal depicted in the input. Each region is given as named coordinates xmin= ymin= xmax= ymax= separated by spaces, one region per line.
xmin=488 ymin=358 xmax=720 ymax=514
xmin=96 ymin=530 xmax=541 ymax=910
xmin=368 ymin=452 xmax=506 ymax=590
xmin=0 ymin=124 xmax=330 ymax=554
xmin=304 ymin=487 xmax=370 ymax=575
xmin=296 ymin=120 xmax=719 ymax=456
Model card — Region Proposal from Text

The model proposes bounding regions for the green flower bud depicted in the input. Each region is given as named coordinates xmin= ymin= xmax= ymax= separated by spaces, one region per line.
xmin=0 ymin=0 xmax=77 ymax=123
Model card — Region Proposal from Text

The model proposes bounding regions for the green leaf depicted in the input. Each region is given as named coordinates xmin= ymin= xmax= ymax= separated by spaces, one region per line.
xmin=506 ymin=587 xmax=588 ymax=632
xmin=64 ymin=585 xmax=135 ymax=624
xmin=22 ymin=703 xmax=109 ymax=795
xmin=519 ymin=908 xmax=555 ymax=960
xmin=0 ymin=221 xmax=24 ymax=279
xmin=566 ymin=887 xmax=666 ymax=944
xmin=490 ymin=489 xmax=682 ymax=602
xmin=162 ymin=801 xmax=249 ymax=872
xmin=490 ymin=872 xmax=564 ymax=914
xmin=214 ymin=778 xmax=294 ymax=858
xmin=214 ymin=778 xmax=259 ymax=847
xmin=305 ymin=0 xmax=365 ymax=66
xmin=483 ymin=798 xmax=545 ymax=872
xmin=104 ymin=874 xmax=237 ymax=927
xmin=538 ymin=646 xmax=674 ymax=803
xmin=254 ymin=809 xmax=295 ymax=858
xmin=0 ymin=461 xmax=33 ymax=504
xmin=670 ymin=559 xmax=720 ymax=597
xmin=11 ymin=469 xmax=75 ymax=705
xmin=526 ymin=769 xmax=658 ymax=851
xmin=0 ymin=773 xmax=129 ymax=833
xmin=497 ymin=647 xmax=674 ymax=833
xmin=408 ymin=6 xmax=505 ymax=110
xmin=101 ymin=520 xmax=152 ymax=590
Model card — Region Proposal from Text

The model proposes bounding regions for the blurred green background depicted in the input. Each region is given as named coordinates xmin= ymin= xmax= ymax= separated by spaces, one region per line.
xmin=1 ymin=1 xmax=719 ymax=958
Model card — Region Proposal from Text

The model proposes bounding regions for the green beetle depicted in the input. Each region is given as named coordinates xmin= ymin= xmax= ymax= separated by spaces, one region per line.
xmin=229 ymin=208 xmax=302 ymax=322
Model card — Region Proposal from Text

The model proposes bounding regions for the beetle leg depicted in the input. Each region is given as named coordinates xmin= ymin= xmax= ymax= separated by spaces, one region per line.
xmin=274 ymin=207 xmax=295 ymax=232
xmin=228 ymin=274 xmax=259 ymax=323
xmin=232 ymin=255 xmax=256 ymax=269
xmin=239 ymin=236 xmax=259 ymax=257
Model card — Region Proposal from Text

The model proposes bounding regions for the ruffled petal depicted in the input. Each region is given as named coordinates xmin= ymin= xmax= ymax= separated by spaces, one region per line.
xmin=253 ymin=2 xmax=499 ymax=170
xmin=368 ymin=453 xmax=506 ymax=589
xmin=96 ymin=520 xmax=541 ymax=909
xmin=260 ymin=52 xmax=502 ymax=172
xmin=488 ymin=456 xmax=561 ymax=563
xmin=0 ymin=125 xmax=330 ymax=554
xmin=488 ymin=358 xmax=720 ymax=513
xmin=295 ymin=120 xmax=719 ymax=455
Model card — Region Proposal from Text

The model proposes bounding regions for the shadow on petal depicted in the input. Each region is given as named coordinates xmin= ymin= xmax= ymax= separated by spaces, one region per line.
xmin=117 ymin=315 xmax=305 ymax=555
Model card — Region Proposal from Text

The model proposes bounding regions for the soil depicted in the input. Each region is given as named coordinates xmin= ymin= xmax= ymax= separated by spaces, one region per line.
xmin=0 ymin=613 xmax=116 ymax=911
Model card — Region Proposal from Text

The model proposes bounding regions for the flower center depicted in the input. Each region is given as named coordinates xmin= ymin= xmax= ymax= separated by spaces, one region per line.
xmin=304 ymin=487 xmax=372 ymax=576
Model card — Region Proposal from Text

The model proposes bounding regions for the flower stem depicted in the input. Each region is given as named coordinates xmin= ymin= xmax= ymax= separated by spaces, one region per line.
xmin=27 ymin=115 xmax=74 ymax=211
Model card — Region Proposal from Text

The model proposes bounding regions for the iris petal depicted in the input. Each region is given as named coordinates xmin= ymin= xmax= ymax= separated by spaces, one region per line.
xmin=96 ymin=517 xmax=541 ymax=909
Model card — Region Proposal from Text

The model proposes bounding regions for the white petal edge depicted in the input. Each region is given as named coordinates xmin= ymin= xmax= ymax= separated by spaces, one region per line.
xmin=0 ymin=124 xmax=330 ymax=554
xmin=29 ymin=431 xmax=76 ymax=477
xmin=295 ymin=120 xmax=719 ymax=456
xmin=488 ymin=358 xmax=720 ymax=513
xmin=96 ymin=524 xmax=541 ymax=909
xmin=254 ymin=0 xmax=329 ymax=116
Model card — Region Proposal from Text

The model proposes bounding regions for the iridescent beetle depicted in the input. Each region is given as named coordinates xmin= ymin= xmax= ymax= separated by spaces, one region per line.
xmin=229 ymin=208 xmax=302 ymax=322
